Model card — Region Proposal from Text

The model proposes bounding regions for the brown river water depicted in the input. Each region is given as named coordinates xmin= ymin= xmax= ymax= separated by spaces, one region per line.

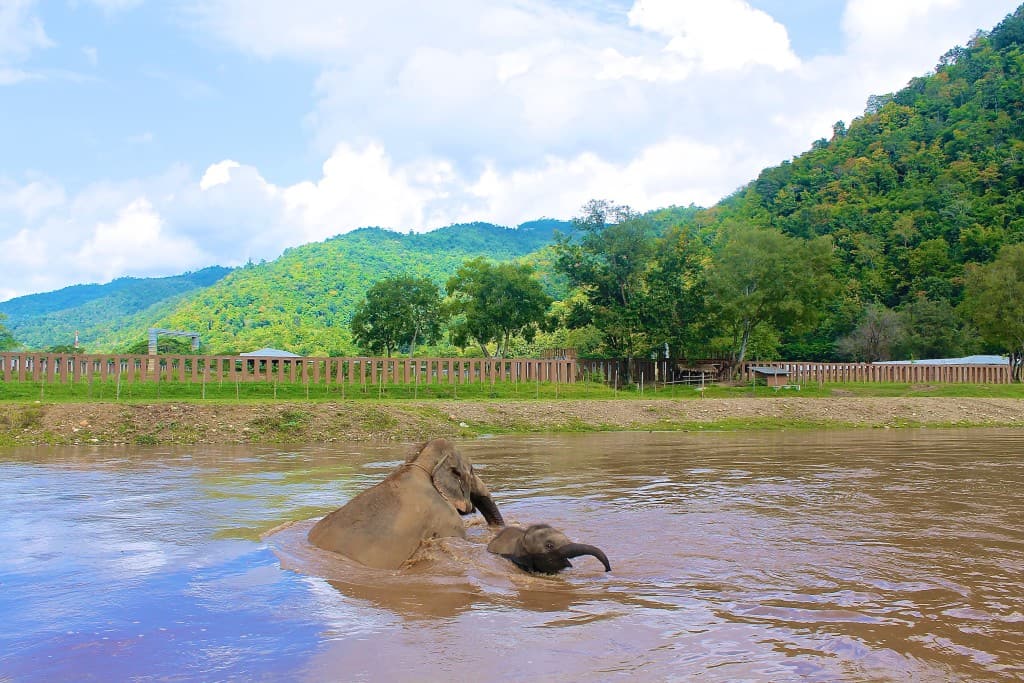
xmin=1 ymin=429 xmax=1022 ymax=682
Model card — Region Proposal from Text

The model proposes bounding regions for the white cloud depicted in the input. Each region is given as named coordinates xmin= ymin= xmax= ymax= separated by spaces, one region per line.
xmin=0 ymin=0 xmax=52 ymax=60
xmin=199 ymin=160 xmax=241 ymax=190
xmin=0 ymin=135 xmax=763 ymax=299
xmin=75 ymin=199 xmax=205 ymax=283
xmin=842 ymin=0 xmax=961 ymax=46
xmin=0 ymin=0 xmax=51 ymax=86
xmin=628 ymin=0 xmax=800 ymax=72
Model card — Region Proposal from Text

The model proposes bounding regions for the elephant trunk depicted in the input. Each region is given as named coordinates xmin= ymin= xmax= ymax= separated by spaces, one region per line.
xmin=471 ymin=492 xmax=505 ymax=527
xmin=558 ymin=543 xmax=611 ymax=572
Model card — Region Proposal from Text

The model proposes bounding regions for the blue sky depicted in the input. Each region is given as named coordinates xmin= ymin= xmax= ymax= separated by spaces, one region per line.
xmin=1 ymin=0 xmax=1020 ymax=300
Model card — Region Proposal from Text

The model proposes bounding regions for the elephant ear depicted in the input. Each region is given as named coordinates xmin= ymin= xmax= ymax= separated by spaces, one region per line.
xmin=423 ymin=443 xmax=474 ymax=514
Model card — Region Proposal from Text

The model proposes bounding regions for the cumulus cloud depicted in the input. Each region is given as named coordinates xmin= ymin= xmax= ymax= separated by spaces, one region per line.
xmin=74 ymin=198 xmax=206 ymax=283
xmin=0 ymin=133 xmax=774 ymax=299
xmin=627 ymin=0 xmax=800 ymax=73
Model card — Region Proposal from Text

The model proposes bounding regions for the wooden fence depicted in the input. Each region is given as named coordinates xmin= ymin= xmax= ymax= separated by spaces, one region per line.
xmin=0 ymin=352 xmax=577 ymax=387
xmin=735 ymin=361 xmax=1012 ymax=385
xmin=577 ymin=357 xmax=1013 ymax=386
xmin=0 ymin=352 xmax=1013 ymax=389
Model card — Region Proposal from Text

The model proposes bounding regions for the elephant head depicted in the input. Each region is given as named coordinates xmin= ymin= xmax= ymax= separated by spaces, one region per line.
xmin=308 ymin=438 xmax=503 ymax=569
xmin=487 ymin=524 xmax=611 ymax=574
xmin=406 ymin=439 xmax=504 ymax=527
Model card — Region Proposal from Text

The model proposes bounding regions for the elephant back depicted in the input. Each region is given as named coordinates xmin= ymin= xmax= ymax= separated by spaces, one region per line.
xmin=308 ymin=469 xmax=465 ymax=570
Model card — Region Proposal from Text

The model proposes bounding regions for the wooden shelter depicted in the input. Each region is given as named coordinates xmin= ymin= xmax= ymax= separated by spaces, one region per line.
xmin=751 ymin=366 xmax=791 ymax=387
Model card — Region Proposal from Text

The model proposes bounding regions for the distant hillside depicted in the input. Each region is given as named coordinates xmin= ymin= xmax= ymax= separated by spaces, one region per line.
xmin=0 ymin=267 xmax=232 ymax=351
xmin=86 ymin=220 xmax=570 ymax=354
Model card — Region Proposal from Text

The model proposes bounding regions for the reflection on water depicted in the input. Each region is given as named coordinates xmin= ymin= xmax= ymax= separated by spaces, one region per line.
xmin=1 ymin=430 xmax=1022 ymax=681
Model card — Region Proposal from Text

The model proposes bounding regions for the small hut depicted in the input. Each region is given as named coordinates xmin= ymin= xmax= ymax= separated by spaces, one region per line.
xmin=751 ymin=366 xmax=790 ymax=388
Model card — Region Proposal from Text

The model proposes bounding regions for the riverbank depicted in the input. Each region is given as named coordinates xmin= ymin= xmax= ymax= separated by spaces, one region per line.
xmin=2 ymin=396 xmax=1023 ymax=446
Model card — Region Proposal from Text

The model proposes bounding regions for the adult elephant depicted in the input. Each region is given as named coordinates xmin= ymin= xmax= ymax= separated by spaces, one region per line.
xmin=308 ymin=438 xmax=504 ymax=569
xmin=487 ymin=524 xmax=611 ymax=574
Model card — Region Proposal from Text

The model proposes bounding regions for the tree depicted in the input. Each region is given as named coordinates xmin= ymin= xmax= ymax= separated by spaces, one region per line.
xmin=962 ymin=243 xmax=1024 ymax=380
xmin=350 ymin=276 xmax=445 ymax=357
xmin=836 ymin=304 xmax=904 ymax=362
xmin=445 ymin=258 xmax=552 ymax=358
xmin=553 ymin=200 xmax=659 ymax=376
xmin=0 ymin=313 xmax=17 ymax=351
xmin=896 ymin=294 xmax=974 ymax=359
xmin=645 ymin=224 xmax=713 ymax=359
xmin=707 ymin=225 xmax=837 ymax=367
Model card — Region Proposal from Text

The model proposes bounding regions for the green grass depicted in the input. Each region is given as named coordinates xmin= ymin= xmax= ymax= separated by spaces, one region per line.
xmin=2 ymin=377 xmax=1024 ymax=404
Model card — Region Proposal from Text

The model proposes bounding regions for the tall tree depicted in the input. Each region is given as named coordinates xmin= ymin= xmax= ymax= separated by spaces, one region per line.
xmin=445 ymin=258 xmax=551 ymax=358
xmin=836 ymin=304 xmax=904 ymax=362
xmin=553 ymin=200 xmax=659 ymax=376
xmin=645 ymin=224 xmax=713 ymax=359
xmin=896 ymin=294 xmax=974 ymax=360
xmin=962 ymin=243 xmax=1024 ymax=381
xmin=707 ymin=224 xmax=837 ymax=367
xmin=350 ymin=276 xmax=445 ymax=357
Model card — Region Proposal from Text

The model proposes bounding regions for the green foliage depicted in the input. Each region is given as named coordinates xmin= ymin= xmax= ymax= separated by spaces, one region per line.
xmin=706 ymin=224 xmax=838 ymax=365
xmin=668 ymin=6 xmax=1024 ymax=357
xmin=0 ymin=313 xmax=18 ymax=351
xmin=151 ymin=223 xmax=566 ymax=356
xmin=0 ymin=223 xmax=565 ymax=355
xmin=896 ymin=294 xmax=974 ymax=359
xmin=350 ymin=276 xmax=445 ymax=356
xmin=553 ymin=200 xmax=661 ymax=367
xmin=445 ymin=257 xmax=553 ymax=357
xmin=0 ymin=267 xmax=230 ymax=350
xmin=962 ymin=242 xmax=1024 ymax=379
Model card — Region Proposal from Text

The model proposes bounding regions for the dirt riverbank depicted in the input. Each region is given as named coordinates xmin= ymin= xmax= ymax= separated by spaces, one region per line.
xmin=1 ymin=396 xmax=1022 ymax=447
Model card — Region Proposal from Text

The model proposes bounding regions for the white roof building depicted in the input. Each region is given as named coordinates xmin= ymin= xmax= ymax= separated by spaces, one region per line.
xmin=239 ymin=347 xmax=303 ymax=358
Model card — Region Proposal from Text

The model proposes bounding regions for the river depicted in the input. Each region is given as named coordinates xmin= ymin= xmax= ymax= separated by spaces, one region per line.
xmin=1 ymin=429 xmax=1021 ymax=681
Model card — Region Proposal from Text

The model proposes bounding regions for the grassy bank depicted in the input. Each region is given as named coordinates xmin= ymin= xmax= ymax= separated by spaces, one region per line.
xmin=1 ymin=380 xmax=1023 ymax=447
xmin=4 ymin=378 xmax=1024 ymax=403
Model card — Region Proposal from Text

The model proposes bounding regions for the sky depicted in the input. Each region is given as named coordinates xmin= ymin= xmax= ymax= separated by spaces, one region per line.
xmin=1 ymin=0 xmax=1021 ymax=301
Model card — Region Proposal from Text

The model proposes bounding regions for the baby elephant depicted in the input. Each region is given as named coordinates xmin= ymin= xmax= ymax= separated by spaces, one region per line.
xmin=487 ymin=524 xmax=611 ymax=574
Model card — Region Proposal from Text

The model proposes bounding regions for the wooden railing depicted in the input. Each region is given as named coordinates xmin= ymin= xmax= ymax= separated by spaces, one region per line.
xmin=736 ymin=361 xmax=1011 ymax=384
xmin=577 ymin=357 xmax=1012 ymax=385
xmin=0 ymin=352 xmax=1012 ymax=388
xmin=0 ymin=353 xmax=578 ymax=386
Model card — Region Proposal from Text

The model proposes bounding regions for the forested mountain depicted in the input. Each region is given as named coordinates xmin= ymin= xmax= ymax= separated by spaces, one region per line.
xmin=102 ymin=220 xmax=568 ymax=355
xmin=0 ymin=267 xmax=231 ymax=351
xmin=666 ymin=6 xmax=1024 ymax=360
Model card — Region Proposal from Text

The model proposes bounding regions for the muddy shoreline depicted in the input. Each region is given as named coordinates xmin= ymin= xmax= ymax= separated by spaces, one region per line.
xmin=2 ymin=396 xmax=1022 ymax=446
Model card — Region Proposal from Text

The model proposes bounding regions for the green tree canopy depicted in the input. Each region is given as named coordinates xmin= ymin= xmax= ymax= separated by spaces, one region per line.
xmin=350 ymin=276 xmax=445 ymax=357
xmin=553 ymin=200 xmax=660 ymax=371
xmin=707 ymin=224 xmax=838 ymax=366
xmin=445 ymin=257 xmax=552 ymax=358
xmin=962 ymin=242 xmax=1024 ymax=380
